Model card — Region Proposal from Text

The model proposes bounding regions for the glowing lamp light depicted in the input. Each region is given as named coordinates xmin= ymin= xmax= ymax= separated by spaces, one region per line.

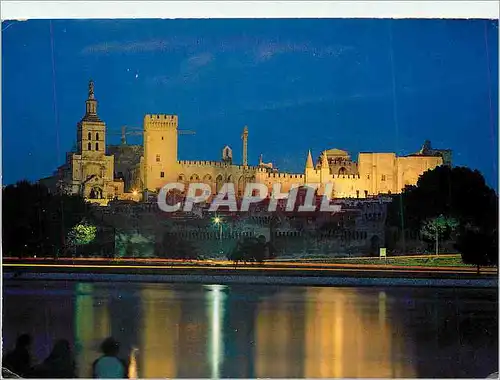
xmin=213 ymin=217 xmax=221 ymax=224
xmin=132 ymin=190 xmax=138 ymax=196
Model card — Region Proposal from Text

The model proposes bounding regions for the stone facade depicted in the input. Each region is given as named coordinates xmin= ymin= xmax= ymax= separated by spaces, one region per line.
xmin=40 ymin=80 xmax=450 ymax=203
xmin=92 ymin=196 xmax=391 ymax=258
xmin=107 ymin=144 xmax=143 ymax=192
xmin=133 ymin=113 xmax=445 ymax=199
xmin=42 ymin=80 xmax=126 ymax=205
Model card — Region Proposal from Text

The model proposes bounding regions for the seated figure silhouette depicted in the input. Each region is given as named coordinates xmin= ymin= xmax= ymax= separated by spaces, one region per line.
xmin=2 ymin=334 xmax=32 ymax=377
xmin=32 ymin=339 xmax=77 ymax=378
xmin=92 ymin=337 xmax=128 ymax=379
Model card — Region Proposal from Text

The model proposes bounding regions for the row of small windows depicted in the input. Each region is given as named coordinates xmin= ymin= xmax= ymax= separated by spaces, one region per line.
xmin=87 ymin=142 xmax=99 ymax=151
xmin=88 ymin=132 xmax=100 ymax=141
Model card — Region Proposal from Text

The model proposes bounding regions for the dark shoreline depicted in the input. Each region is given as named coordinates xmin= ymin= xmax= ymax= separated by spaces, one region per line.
xmin=3 ymin=266 xmax=498 ymax=288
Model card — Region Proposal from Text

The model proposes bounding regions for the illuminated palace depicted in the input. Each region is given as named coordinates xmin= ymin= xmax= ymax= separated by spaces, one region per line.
xmin=41 ymin=81 xmax=452 ymax=205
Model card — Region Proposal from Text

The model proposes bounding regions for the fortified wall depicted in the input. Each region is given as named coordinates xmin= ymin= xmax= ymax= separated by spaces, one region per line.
xmin=92 ymin=196 xmax=390 ymax=259
xmin=39 ymin=81 xmax=451 ymax=210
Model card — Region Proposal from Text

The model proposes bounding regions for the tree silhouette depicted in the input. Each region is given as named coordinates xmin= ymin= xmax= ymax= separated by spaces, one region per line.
xmin=2 ymin=181 xmax=89 ymax=257
xmin=228 ymin=235 xmax=277 ymax=265
xmin=387 ymin=166 xmax=498 ymax=266
xmin=155 ymin=232 xmax=199 ymax=260
xmin=388 ymin=166 xmax=497 ymax=231
xmin=455 ymin=226 xmax=498 ymax=272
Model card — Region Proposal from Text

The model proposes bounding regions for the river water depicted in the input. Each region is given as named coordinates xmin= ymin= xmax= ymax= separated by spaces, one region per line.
xmin=2 ymin=280 xmax=498 ymax=378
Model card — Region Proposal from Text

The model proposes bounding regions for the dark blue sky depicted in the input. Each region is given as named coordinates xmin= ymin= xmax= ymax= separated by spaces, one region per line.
xmin=2 ymin=18 xmax=498 ymax=189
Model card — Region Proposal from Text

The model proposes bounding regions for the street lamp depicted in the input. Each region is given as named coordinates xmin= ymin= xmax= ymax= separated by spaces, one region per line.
xmin=213 ymin=217 xmax=223 ymax=253
xmin=213 ymin=217 xmax=222 ymax=240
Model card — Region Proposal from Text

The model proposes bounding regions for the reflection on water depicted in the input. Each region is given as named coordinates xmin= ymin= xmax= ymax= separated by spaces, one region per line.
xmin=140 ymin=286 xmax=179 ymax=378
xmin=2 ymin=281 xmax=498 ymax=378
xmin=206 ymin=285 xmax=226 ymax=379
xmin=301 ymin=287 xmax=409 ymax=378
xmin=74 ymin=283 xmax=111 ymax=377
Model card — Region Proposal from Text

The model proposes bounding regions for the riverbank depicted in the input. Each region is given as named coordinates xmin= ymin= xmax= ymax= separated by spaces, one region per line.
xmin=3 ymin=259 xmax=497 ymax=288
xmin=3 ymin=271 xmax=497 ymax=288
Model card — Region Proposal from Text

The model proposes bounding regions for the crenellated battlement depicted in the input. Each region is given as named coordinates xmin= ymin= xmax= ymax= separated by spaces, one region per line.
xmin=178 ymin=160 xmax=228 ymax=168
xmin=331 ymin=174 xmax=361 ymax=180
xmin=144 ymin=114 xmax=178 ymax=129
xmin=145 ymin=114 xmax=178 ymax=121
xmin=178 ymin=160 xmax=259 ymax=170
xmin=266 ymin=172 xmax=304 ymax=179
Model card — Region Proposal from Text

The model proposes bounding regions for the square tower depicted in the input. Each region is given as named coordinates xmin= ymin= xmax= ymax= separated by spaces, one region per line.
xmin=143 ymin=114 xmax=179 ymax=192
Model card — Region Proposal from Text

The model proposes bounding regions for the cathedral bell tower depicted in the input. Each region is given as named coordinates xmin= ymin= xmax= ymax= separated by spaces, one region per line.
xmin=70 ymin=79 xmax=115 ymax=203
xmin=77 ymin=79 xmax=106 ymax=156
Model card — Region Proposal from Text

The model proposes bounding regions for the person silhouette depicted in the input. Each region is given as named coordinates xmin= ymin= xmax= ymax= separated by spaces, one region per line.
xmin=2 ymin=334 xmax=32 ymax=377
xmin=92 ymin=337 xmax=128 ymax=379
xmin=32 ymin=339 xmax=77 ymax=378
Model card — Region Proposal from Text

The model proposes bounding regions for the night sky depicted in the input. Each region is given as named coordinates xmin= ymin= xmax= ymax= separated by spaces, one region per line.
xmin=2 ymin=18 xmax=498 ymax=190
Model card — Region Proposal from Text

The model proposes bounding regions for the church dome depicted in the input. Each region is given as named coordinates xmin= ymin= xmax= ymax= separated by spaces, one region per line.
xmin=324 ymin=148 xmax=349 ymax=157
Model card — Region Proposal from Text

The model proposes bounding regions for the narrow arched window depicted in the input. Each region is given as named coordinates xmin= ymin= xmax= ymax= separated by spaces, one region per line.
xmin=88 ymin=132 xmax=92 ymax=140
xmin=96 ymin=132 xmax=99 ymax=141
xmin=96 ymin=142 xmax=99 ymax=151
xmin=88 ymin=142 xmax=92 ymax=151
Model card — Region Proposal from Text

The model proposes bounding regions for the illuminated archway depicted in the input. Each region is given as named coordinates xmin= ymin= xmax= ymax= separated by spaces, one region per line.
xmin=216 ymin=175 xmax=224 ymax=192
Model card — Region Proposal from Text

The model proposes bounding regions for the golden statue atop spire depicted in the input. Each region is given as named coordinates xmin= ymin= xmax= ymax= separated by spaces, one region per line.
xmin=82 ymin=79 xmax=101 ymax=122
xmin=88 ymin=79 xmax=95 ymax=99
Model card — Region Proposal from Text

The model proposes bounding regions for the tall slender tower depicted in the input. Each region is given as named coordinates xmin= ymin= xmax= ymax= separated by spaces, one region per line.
xmin=72 ymin=79 xmax=114 ymax=201
xmin=242 ymin=126 xmax=248 ymax=166
xmin=77 ymin=79 xmax=106 ymax=156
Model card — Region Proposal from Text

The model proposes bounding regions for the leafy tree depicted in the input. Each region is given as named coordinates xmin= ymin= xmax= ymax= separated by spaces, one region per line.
xmin=420 ymin=215 xmax=459 ymax=255
xmin=2 ymin=181 xmax=89 ymax=257
xmin=228 ymin=237 xmax=261 ymax=264
xmin=67 ymin=221 xmax=97 ymax=256
xmin=387 ymin=166 xmax=497 ymax=232
xmin=386 ymin=166 xmax=498 ymax=266
xmin=455 ymin=226 xmax=498 ymax=273
xmin=155 ymin=232 xmax=199 ymax=260
xmin=228 ymin=236 xmax=276 ymax=265
xmin=68 ymin=222 xmax=97 ymax=245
